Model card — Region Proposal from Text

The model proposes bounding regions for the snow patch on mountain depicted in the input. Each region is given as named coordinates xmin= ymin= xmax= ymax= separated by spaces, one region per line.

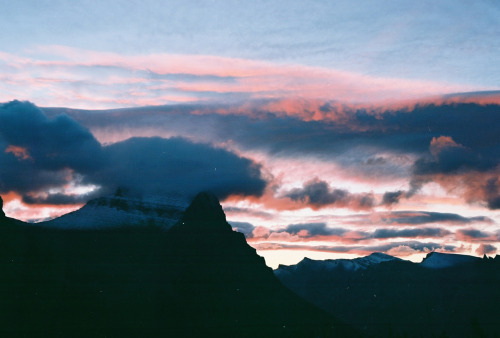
xmin=276 ymin=252 xmax=401 ymax=275
xmin=420 ymin=252 xmax=480 ymax=269
xmin=42 ymin=194 xmax=189 ymax=229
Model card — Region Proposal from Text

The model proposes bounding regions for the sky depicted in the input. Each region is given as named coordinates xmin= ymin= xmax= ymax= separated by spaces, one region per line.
xmin=0 ymin=0 xmax=499 ymax=268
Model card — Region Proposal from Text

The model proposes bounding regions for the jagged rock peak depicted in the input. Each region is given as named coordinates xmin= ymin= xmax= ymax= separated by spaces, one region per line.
xmin=0 ymin=196 xmax=5 ymax=218
xmin=181 ymin=191 xmax=229 ymax=229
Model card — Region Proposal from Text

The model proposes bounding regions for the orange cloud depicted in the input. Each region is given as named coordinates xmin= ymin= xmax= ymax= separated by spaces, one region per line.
xmin=429 ymin=136 xmax=464 ymax=157
xmin=1 ymin=191 xmax=82 ymax=222
xmin=5 ymin=145 xmax=31 ymax=160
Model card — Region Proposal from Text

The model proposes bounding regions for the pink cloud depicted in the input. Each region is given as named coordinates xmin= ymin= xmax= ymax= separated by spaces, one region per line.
xmin=455 ymin=228 xmax=499 ymax=242
xmin=475 ymin=243 xmax=497 ymax=256
xmin=429 ymin=136 xmax=465 ymax=157
xmin=1 ymin=192 xmax=82 ymax=222
xmin=252 ymin=226 xmax=271 ymax=239
xmin=0 ymin=46 xmax=488 ymax=110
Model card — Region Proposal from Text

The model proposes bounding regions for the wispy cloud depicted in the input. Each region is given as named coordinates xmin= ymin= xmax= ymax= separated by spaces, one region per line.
xmin=0 ymin=47 xmax=483 ymax=109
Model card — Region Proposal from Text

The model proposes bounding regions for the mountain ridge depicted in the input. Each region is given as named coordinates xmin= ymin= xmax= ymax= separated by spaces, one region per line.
xmin=43 ymin=193 xmax=189 ymax=229
xmin=275 ymin=249 xmax=500 ymax=337
xmin=0 ymin=191 xmax=357 ymax=337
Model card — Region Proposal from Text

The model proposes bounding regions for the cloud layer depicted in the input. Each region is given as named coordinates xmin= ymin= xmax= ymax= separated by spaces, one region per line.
xmin=47 ymin=97 xmax=500 ymax=211
xmin=0 ymin=101 xmax=267 ymax=206
xmin=1 ymin=98 xmax=498 ymax=263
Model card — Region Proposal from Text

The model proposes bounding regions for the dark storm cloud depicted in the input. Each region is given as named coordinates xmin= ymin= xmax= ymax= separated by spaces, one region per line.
xmin=94 ymin=137 xmax=267 ymax=199
xmin=0 ymin=100 xmax=104 ymax=195
xmin=1 ymin=101 xmax=268 ymax=205
xmin=285 ymin=178 xmax=375 ymax=209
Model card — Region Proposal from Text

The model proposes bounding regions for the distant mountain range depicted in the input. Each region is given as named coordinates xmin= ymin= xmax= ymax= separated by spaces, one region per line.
xmin=0 ymin=193 xmax=356 ymax=337
xmin=275 ymin=251 xmax=500 ymax=337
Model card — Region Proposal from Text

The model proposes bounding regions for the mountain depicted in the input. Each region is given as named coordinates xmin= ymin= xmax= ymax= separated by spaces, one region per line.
xmin=276 ymin=252 xmax=401 ymax=278
xmin=275 ymin=253 xmax=500 ymax=337
xmin=44 ymin=193 xmax=188 ymax=229
xmin=420 ymin=251 xmax=481 ymax=269
xmin=0 ymin=192 xmax=356 ymax=337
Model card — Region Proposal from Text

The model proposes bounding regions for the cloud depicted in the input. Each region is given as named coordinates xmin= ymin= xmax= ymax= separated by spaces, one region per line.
xmin=224 ymin=206 xmax=275 ymax=220
xmin=414 ymin=136 xmax=483 ymax=175
xmin=37 ymin=98 xmax=500 ymax=211
xmin=484 ymin=178 xmax=500 ymax=209
xmin=455 ymin=228 xmax=499 ymax=242
xmin=249 ymin=223 xmax=452 ymax=244
xmin=285 ymin=223 xmax=345 ymax=237
xmin=49 ymin=99 xmax=500 ymax=178
xmin=253 ymin=240 xmax=456 ymax=256
xmin=378 ymin=211 xmax=492 ymax=226
xmin=372 ymin=228 xmax=451 ymax=239
xmin=382 ymin=190 xmax=405 ymax=205
xmin=475 ymin=244 xmax=497 ymax=256
xmin=94 ymin=137 xmax=267 ymax=199
xmin=21 ymin=191 xmax=99 ymax=205
xmin=0 ymin=46 xmax=474 ymax=110
xmin=0 ymin=101 xmax=268 ymax=207
xmin=284 ymin=178 xmax=374 ymax=210
xmin=0 ymin=100 xmax=104 ymax=199
xmin=230 ymin=221 xmax=255 ymax=237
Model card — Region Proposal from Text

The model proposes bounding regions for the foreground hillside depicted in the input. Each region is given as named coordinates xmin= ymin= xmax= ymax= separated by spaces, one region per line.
xmin=276 ymin=252 xmax=500 ymax=337
xmin=0 ymin=194 xmax=355 ymax=337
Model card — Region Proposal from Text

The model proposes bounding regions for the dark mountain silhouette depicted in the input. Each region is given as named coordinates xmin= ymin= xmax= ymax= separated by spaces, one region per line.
xmin=0 ymin=192 xmax=356 ymax=337
xmin=275 ymin=252 xmax=500 ymax=337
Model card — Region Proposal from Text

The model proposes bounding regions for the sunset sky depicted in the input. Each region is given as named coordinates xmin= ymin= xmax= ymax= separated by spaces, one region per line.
xmin=1 ymin=1 xmax=499 ymax=267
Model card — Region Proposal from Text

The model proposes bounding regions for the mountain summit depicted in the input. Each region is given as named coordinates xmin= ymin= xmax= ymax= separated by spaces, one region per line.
xmin=180 ymin=191 xmax=230 ymax=230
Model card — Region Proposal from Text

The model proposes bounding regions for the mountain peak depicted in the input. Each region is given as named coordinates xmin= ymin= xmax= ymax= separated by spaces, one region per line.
xmin=180 ymin=191 xmax=230 ymax=231
xmin=421 ymin=251 xmax=480 ymax=269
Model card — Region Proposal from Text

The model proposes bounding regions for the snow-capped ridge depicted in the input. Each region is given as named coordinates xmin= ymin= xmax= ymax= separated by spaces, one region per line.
xmin=420 ymin=251 xmax=480 ymax=269
xmin=278 ymin=252 xmax=402 ymax=273
xmin=42 ymin=193 xmax=189 ymax=229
